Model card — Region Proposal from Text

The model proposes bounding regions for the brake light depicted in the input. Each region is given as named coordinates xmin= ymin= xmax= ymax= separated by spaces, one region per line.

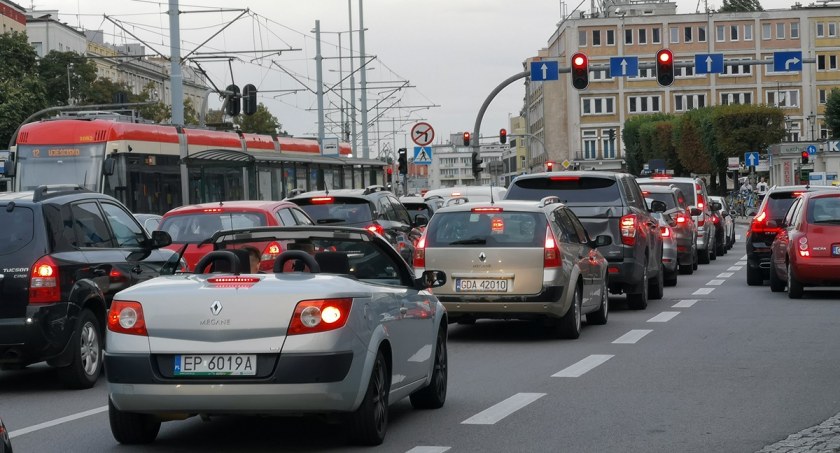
xmin=620 ymin=214 xmax=637 ymax=246
xmin=310 ymin=197 xmax=335 ymax=204
xmin=471 ymin=207 xmax=503 ymax=213
xmin=451 ymin=192 xmax=462 ymax=197
xmin=750 ymin=210 xmax=781 ymax=235
xmin=107 ymin=300 xmax=148 ymax=336
xmin=660 ymin=226 xmax=671 ymax=238
xmin=29 ymin=256 xmax=60 ymax=304
xmin=109 ymin=268 xmax=128 ymax=284
xmin=366 ymin=223 xmax=385 ymax=236
xmin=712 ymin=214 xmax=720 ymax=224
xmin=207 ymin=276 xmax=260 ymax=288
xmin=413 ymin=235 xmax=426 ymax=268
xmin=652 ymin=175 xmax=672 ymax=179
xmin=798 ymin=236 xmax=810 ymax=257
xmin=675 ymin=213 xmax=687 ymax=224
xmin=261 ymin=241 xmax=283 ymax=262
xmin=544 ymin=226 xmax=562 ymax=268
xmin=696 ymin=186 xmax=705 ymax=209
xmin=288 ymin=298 xmax=353 ymax=335
xmin=202 ymin=208 xmax=222 ymax=213
xmin=549 ymin=176 xmax=580 ymax=181
xmin=642 ymin=191 xmax=650 ymax=196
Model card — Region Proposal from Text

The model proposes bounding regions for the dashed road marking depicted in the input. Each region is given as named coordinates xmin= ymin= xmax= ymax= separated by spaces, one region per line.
xmin=736 ymin=234 xmax=742 ymax=241
xmin=693 ymin=287 xmax=715 ymax=295
xmin=462 ymin=393 xmax=546 ymax=425
xmin=736 ymin=262 xmax=748 ymax=266
xmin=407 ymin=447 xmax=451 ymax=453
xmin=9 ymin=405 xmax=108 ymax=439
xmin=741 ymin=254 xmax=748 ymax=260
xmin=728 ymin=266 xmax=742 ymax=271
xmin=717 ymin=272 xmax=734 ymax=278
xmin=552 ymin=354 xmax=613 ymax=377
xmin=613 ymin=329 xmax=653 ymax=344
xmin=648 ymin=311 xmax=680 ymax=322
xmin=707 ymin=279 xmax=725 ymax=286
xmin=673 ymin=299 xmax=698 ymax=308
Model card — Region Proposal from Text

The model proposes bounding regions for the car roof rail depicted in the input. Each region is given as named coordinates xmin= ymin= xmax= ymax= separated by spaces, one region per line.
xmin=445 ymin=196 xmax=469 ymax=207
xmin=363 ymin=184 xmax=387 ymax=195
xmin=539 ymin=196 xmax=562 ymax=208
xmin=32 ymin=184 xmax=90 ymax=202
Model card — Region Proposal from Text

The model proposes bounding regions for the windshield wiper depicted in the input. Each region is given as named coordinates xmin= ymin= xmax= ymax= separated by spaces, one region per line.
xmin=316 ymin=218 xmax=347 ymax=224
xmin=449 ymin=238 xmax=487 ymax=245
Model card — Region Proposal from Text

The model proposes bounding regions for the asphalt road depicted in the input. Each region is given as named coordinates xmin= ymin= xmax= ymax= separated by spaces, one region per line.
xmin=4 ymin=223 xmax=840 ymax=453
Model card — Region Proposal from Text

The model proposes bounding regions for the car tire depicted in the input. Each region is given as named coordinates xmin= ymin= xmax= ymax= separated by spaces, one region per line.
xmin=57 ymin=309 xmax=103 ymax=389
xmin=649 ymin=264 xmax=664 ymax=300
xmin=664 ymin=267 xmax=678 ymax=287
xmin=350 ymin=350 xmax=389 ymax=445
xmin=716 ymin=237 xmax=726 ymax=257
xmin=692 ymin=249 xmax=699 ymax=270
xmin=709 ymin=244 xmax=717 ymax=261
xmin=108 ymin=398 xmax=160 ymax=444
xmin=410 ymin=326 xmax=448 ymax=409
xmin=554 ymin=283 xmax=582 ymax=339
xmin=698 ymin=248 xmax=710 ymax=264
xmin=627 ymin=262 xmax=648 ymax=310
xmin=787 ymin=263 xmax=804 ymax=299
xmin=746 ymin=263 xmax=763 ymax=286
xmin=769 ymin=256 xmax=785 ymax=293
xmin=587 ymin=277 xmax=609 ymax=325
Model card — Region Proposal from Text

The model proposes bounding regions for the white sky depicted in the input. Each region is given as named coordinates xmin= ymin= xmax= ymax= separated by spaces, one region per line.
xmin=37 ymin=0 xmax=792 ymax=157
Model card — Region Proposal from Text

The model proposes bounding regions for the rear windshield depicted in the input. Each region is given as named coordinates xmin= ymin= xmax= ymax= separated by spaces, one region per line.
xmin=642 ymin=191 xmax=677 ymax=209
xmin=763 ymin=192 xmax=801 ymax=220
xmin=425 ymin=211 xmax=547 ymax=248
xmin=159 ymin=212 xmax=267 ymax=243
xmin=506 ymin=177 xmax=622 ymax=205
xmin=808 ymin=196 xmax=840 ymax=224
xmin=403 ymin=202 xmax=433 ymax=220
xmin=294 ymin=197 xmax=373 ymax=225
xmin=0 ymin=206 xmax=35 ymax=255
xmin=639 ymin=181 xmax=695 ymax=203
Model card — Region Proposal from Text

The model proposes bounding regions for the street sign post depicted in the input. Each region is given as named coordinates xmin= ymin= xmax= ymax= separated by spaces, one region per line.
xmin=807 ymin=144 xmax=817 ymax=155
xmin=745 ymin=151 xmax=760 ymax=167
xmin=321 ymin=137 xmax=340 ymax=156
xmin=773 ymin=51 xmax=803 ymax=72
xmin=530 ymin=61 xmax=559 ymax=81
xmin=609 ymin=57 xmax=639 ymax=77
xmin=694 ymin=53 xmax=724 ymax=74
xmin=413 ymin=146 xmax=432 ymax=165
xmin=410 ymin=122 xmax=435 ymax=146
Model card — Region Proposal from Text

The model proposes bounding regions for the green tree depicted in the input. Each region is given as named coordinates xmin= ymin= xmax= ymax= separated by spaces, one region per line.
xmin=718 ymin=0 xmax=763 ymax=12
xmin=133 ymin=82 xmax=171 ymax=123
xmin=0 ymin=32 xmax=47 ymax=147
xmin=712 ymin=104 xmax=785 ymax=191
xmin=823 ymin=88 xmax=840 ymax=138
xmin=675 ymin=108 xmax=714 ymax=176
xmin=234 ymin=103 xmax=280 ymax=135
xmin=38 ymin=50 xmax=97 ymax=106
xmin=85 ymin=78 xmax=133 ymax=105
xmin=183 ymin=98 xmax=200 ymax=126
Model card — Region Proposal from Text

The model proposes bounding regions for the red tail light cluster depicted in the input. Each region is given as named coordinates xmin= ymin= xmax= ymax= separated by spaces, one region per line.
xmin=544 ymin=226 xmax=562 ymax=268
xmin=288 ymin=298 xmax=353 ymax=335
xmin=675 ymin=213 xmax=687 ymax=224
xmin=29 ymin=256 xmax=61 ymax=304
xmin=413 ymin=235 xmax=426 ymax=268
xmin=620 ymin=214 xmax=637 ymax=246
xmin=366 ymin=223 xmax=385 ymax=236
xmin=798 ymin=236 xmax=810 ymax=257
xmin=261 ymin=241 xmax=283 ymax=265
xmin=750 ymin=210 xmax=781 ymax=235
xmin=660 ymin=226 xmax=671 ymax=238
xmin=107 ymin=300 xmax=148 ymax=336
xmin=207 ymin=276 xmax=260 ymax=288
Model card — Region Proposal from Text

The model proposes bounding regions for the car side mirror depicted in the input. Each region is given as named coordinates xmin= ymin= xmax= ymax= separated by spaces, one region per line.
xmin=649 ymin=200 xmax=667 ymax=212
xmin=415 ymin=270 xmax=446 ymax=289
xmin=2 ymin=158 xmax=15 ymax=177
xmin=710 ymin=201 xmax=722 ymax=211
xmin=592 ymin=234 xmax=612 ymax=248
xmin=148 ymin=230 xmax=172 ymax=249
xmin=689 ymin=207 xmax=702 ymax=217
xmin=103 ymin=155 xmax=116 ymax=176
xmin=414 ymin=214 xmax=428 ymax=227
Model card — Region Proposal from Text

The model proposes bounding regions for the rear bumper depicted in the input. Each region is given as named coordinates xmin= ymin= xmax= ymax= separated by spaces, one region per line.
xmin=791 ymin=258 xmax=840 ymax=285
xmin=0 ymin=303 xmax=73 ymax=365
xmin=439 ymin=286 xmax=568 ymax=319
xmin=605 ymin=257 xmax=644 ymax=293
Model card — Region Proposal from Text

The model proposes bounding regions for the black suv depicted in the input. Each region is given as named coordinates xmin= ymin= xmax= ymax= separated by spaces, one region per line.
xmin=288 ymin=186 xmax=425 ymax=262
xmin=0 ymin=186 xmax=175 ymax=388
xmin=505 ymin=172 xmax=665 ymax=309
xmin=745 ymin=185 xmax=840 ymax=285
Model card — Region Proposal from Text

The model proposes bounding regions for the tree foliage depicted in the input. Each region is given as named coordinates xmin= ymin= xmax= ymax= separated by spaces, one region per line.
xmin=824 ymin=88 xmax=840 ymax=139
xmin=85 ymin=78 xmax=133 ymax=105
xmin=0 ymin=32 xmax=47 ymax=147
xmin=38 ymin=51 xmax=97 ymax=106
xmin=718 ymin=0 xmax=763 ymax=12
xmin=234 ymin=103 xmax=280 ymax=135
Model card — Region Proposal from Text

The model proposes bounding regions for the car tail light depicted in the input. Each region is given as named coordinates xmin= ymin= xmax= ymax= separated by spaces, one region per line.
xmin=109 ymin=268 xmax=128 ymax=284
xmin=29 ymin=256 xmax=60 ymax=304
xmin=750 ymin=210 xmax=781 ymax=235
xmin=107 ymin=300 xmax=148 ymax=336
xmin=660 ymin=226 xmax=671 ymax=238
xmin=620 ymin=214 xmax=637 ymax=246
xmin=288 ymin=298 xmax=353 ymax=335
xmin=207 ymin=276 xmax=260 ymax=288
xmin=544 ymin=226 xmax=562 ymax=268
xmin=413 ymin=235 xmax=426 ymax=268
xmin=471 ymin=207 xmax=503 ymax=213
xmin=696 ymin=184 xmax=705 ymax=209
xmin=366 ymin=223 xmax=385 ymax=236
xmin=549 ymin=176 xmax=580 ymax=181
xmin=261 ymin=241 xmax=283 ymax=262
xmin=675 ymin=213 xmax=687 ymax=224
xmin=798 ymin=236 xmax=810 ymax=257
xmin=310 ymin=197 xmax=334 ymax=204
xmin=712 ymin=214 xmax=720 ymax=225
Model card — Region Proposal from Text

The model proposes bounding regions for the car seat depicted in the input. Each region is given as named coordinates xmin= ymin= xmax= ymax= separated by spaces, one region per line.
xmin=314 ymin=252 xmax=351 ymax=275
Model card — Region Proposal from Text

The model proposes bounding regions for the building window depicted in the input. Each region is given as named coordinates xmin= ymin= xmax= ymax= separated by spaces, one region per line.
xmin=831 ymin=23 xmax=838 ymax=37
xmin=817 ymin=22 xmax=825 ymax=38
xmin=579 ymin=30 xmax=588 ymax=46
xmin=791 ymin=22 xmax=799 ymax=39
xmin=628 ymin=95 xmax=661 ymax=113
xmin=637 ymin=67 xmax=655 ymax=79
xmin=639 ymin=28 xmax=647 ymax=44
xmin=716 ymin=25 xmax=725 ymax=42
xmin=819 ymin=54 xmax=827 ymax=70
xmin=592 ymin=69 xmax=614 ymax=80
xmin=721 ymin=92 xmax=753 ymax=105
xmin=607 ymin=29 xmax=615 ymax=45
xmin=763 ymin=23 xmax=772 ymax=40
xmin=583 ymin=130 xmax=598 ymax=160
xmin=602 ymin=137 xmax=616 ymax=159
xmin=677 ymin=65 xmax=696 ymax=77
xmin=776 ymin=23 xmax=785 ymax=39
xmin=832 ymin=55 xmax=838 ymax=70
xmin=698 ymin=25 xmax=707 ymax=42
xmin=684 ymin=26 xmax=693 ymax=43
xmin=581 ymin=97 xmax=616 ymax=115
xmin=819 ymin=89 xmax=828 ymax=104
xmin=593 ymin=30 xmax=601 ymax=46
xmin=670 ymin=27 xmax=679 ymax=44
xmin=652 ymin=27 xmax=661 ymax=44
xmin=744 ymin=24 xmax=753 ymax=40
xmin=723 ymin=59 xmax=752 ymax=75
xmin=31 ymin=41 xmax=43 ymax=56
xmin=625 ymin=29 xmax=634 ymax=45
xmin=674 ymin=94 xmax=706 ymax=112
xmin=767 ymin=89 xmax=800 ymax=108
xmin=730 ymin=25 xmax=739 ymax=41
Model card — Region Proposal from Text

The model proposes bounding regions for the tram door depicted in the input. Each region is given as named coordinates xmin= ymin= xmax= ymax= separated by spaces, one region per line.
xmin=127 ymin=155 xmax=182 ymax=214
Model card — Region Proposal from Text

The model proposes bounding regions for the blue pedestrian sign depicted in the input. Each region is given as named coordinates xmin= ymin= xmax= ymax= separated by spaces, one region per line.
xmin=694 ymin=53 xmax=724 ymax=74
xmin=530 ymin=61 xmax=559 ymax=81
xmin=773 ymin=51 xmax=803 ymax=72
xmin=807 ymin=144 xmax=817 ymax=155
xmin=745 ymin=151 xmax=760 ymax=167
xmin=414 ymin=146 xmax=432 ymax=165
xmin=609 ymin=57 xmax=638 ymax=77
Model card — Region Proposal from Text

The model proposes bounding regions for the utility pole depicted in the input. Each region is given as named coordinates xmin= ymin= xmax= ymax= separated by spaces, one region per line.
xmin=358 ymin=0 xmax=370 ymax=159
xmin=348 ymin=0 xmax=358 ymax=154
xmin=315 ymin=20 xmax=325 ymax=153
xmin=169 ymin=0 xmax=189 ymax=205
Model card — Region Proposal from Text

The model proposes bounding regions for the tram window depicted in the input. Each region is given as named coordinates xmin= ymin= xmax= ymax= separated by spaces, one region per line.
xmin=101 ymin=202 xmax=145 ymax=248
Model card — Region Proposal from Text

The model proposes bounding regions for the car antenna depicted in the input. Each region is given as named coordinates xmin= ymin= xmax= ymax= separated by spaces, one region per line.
xmin=489 ymin=180 xmax=495 ymax=205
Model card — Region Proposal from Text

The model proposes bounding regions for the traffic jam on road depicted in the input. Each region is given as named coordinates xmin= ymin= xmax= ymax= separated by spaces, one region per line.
xmin=3 ymin=174 xmax=840 ymax=452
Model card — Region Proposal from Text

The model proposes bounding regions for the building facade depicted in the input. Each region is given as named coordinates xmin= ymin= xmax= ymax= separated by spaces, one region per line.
xmin=25 ymin=11 xmax=87 ymax=57
xmin=427 ymin=133 xmax=506 ymax=189
xmin=1 ymin=0 xmax=25 ymax=34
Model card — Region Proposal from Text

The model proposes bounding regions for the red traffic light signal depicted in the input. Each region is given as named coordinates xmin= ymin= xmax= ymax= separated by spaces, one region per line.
xmin=499 ymin=128 xmax=507 ymax=144
xmin=801 ymin=151 xmax=810 ymax=164
xmin=546 ymin=161 xmax=554 ymax=172
xmin=656 ymin=49 xmax=674 ymax=86
xmin=571 ymin=53 xmax=589 ymax=90
xmin=463 ymin=131 xmax=471 ymax=146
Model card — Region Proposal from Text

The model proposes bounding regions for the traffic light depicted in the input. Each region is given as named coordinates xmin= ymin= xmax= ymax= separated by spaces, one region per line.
xmin=463 ymin=131 xmax=471 ymax=146
xmin=546 ymin=161 xmax=554 ymax=172
xmin=471 ymin=151 xmax=483 ymax=177
xmin=655 ymin=49 xmax=674 ymax=86
xmin=499 ymin=128 xmax=507 ymax=144
xmin=242 ymin=83 xmax=257 ymax=116
xmin=387 ymin=167 xmax=393 ymax=183
xmin=571 ymin=52 xmax=589 ymax=90
xmin=801 ymin=151 xmax=809 ymax=164
xmin=225 ymin=84 xmax=241 ymax=116
xmin=608 ymin=129 xmax=615 ymax=142
xmin=398 ymin=148 xmax=408 ymax=174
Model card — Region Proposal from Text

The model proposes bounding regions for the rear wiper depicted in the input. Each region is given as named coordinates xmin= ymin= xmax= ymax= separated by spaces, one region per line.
xmin=449 ymin=238 xmax=487 ymax=245
xmin=813 ymin=219 xmax=840 ymax=224
xmin=316 ymin=218 xmax=346 ymax=224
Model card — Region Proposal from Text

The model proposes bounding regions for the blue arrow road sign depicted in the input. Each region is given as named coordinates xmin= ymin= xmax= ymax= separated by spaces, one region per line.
xmin=807 ymin=145 xmax=817 ymax=155
xmin=530 ymin=61 xmax=558 ymax=81
xmin=773 ymin=51 xmax=803 ymax=72
xmin=694 ymin=53 xmax=724 ymax=74
xmin=609 ymin=57 xmax=638 ymax=77
xmin=414 ymin=146 xmax=432 ymax=165
xmin=745 ymin=151 xmax=760 ymax=167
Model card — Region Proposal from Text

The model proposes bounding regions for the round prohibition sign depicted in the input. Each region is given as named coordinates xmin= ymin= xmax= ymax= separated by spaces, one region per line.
xmin=411 ymin=122 xmax=435 ymax=146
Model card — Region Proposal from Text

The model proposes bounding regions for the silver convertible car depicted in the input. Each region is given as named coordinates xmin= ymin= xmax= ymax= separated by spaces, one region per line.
xmin=105 ymin=226 xmax=449 ymax=446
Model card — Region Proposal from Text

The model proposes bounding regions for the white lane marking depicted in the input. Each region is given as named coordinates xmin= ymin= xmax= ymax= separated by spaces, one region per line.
xmin=462 ymin=393 xmax=546 ymax=425
xmin=736 ymin=234 xmax=742 ymax=240
xmin=736 ymin=261 xmax=748 ymax=266
xmin=612 ymin=329 xmax=653 ymax=344
xmin=717 ymin=272 xmax=734 ymax=278
xmin=648 ymin=311 xmax=680 ymax=323
xmin=741 ymin=254 xmax=748 ymax=260
xmin=693 ymin=287 xmax=715 ymax=295
xmin=707 ymin=279 xmax=725 ymax=286
xmin=407 ymin=447 xmax=451 ymax=453
xmin=9 ymin=405 xmax=108 ymax=439
xmin=673 ymin=299 xmax=698 ymax=308
xmin=552 ymin=354 xmax=614 ymax=377
xmin=728 ymin=266 xmax=742 ymax=271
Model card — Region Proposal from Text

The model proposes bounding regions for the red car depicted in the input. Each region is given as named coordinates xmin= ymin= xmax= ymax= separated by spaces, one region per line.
xmin=158 ymin=200 xmax=314 ymax=271
xmin=769 ymin=190 xmax=840 ymax=298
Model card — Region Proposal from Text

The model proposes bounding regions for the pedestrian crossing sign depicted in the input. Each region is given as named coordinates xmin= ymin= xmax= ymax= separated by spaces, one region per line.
xmin=414 ymin=146 xmax=432 ymax=165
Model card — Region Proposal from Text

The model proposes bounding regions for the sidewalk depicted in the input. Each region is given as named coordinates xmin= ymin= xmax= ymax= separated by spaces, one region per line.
xmin=756 ymin=411 xmax=840 ymax=452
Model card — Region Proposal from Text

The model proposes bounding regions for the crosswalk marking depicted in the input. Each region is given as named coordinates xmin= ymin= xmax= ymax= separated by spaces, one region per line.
xmin=613 ymin=329 xmax=653 ymax=344
xmin=462 ymin=393 xmax=546 ymax=425
xmin=648 ymin=311 xmax=680 ymax=322
xmin=693 ymin=287 xmax=715 ymax=295
xmin=673 ymin=299 xmax=698 ymax=308
xmin=552 ymin=354 xmax=614 ymax=377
